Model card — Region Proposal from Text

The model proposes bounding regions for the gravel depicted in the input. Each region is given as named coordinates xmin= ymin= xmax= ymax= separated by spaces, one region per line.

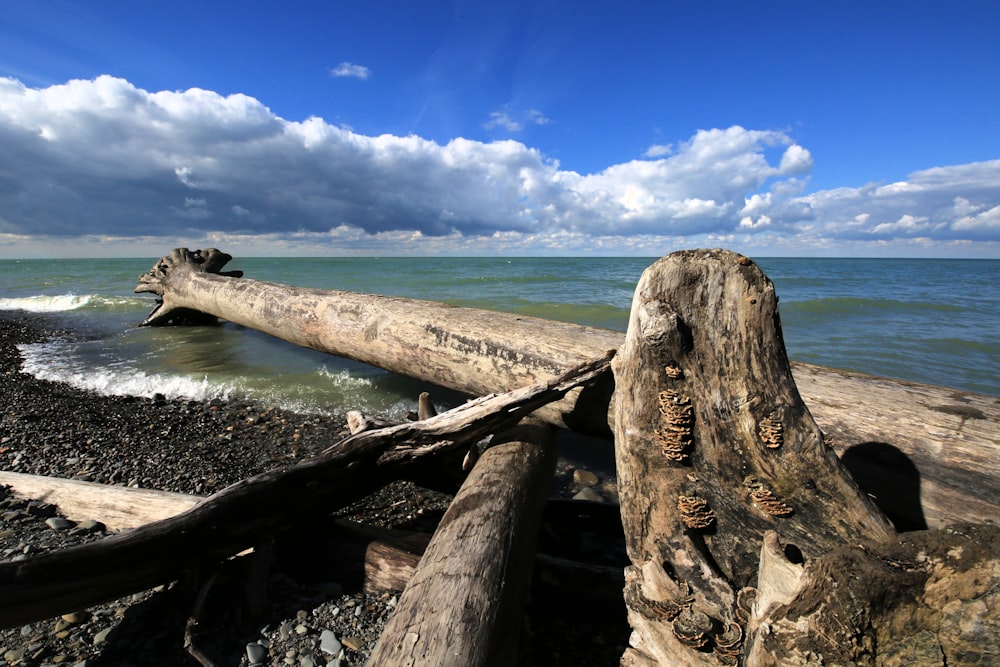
xmin=1 ymin=312 xmax=628 ymax=666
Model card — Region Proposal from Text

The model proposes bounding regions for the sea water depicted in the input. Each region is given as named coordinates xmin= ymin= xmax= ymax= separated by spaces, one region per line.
xmin=1 ymin=256 xmax=997 ymax=421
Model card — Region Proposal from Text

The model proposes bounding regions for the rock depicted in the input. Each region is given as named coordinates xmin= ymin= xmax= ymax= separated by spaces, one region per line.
xmin=246 ymin=642 xmax=268 ymax=664
xmin=44 ymin=517 xmax=75 ymax=531
xmin=572 ymin=486 xmax=604 ymax=502
xmin=92 ymin=627 xmax=113 ymax=645
xmin=572 ymin=468 xmax=600 ymax=486
xmin=341 ymin=636 xmax=364 ymax=651
xmin=319 ymin=629 xmax=342 ymax=656
xmin=75 ymin=519 xmax=105 ymax=533
xmin=4 ymin=648 xmax=25 ymax=664
xmin=60 ymin=611 xmax=87 ymax=624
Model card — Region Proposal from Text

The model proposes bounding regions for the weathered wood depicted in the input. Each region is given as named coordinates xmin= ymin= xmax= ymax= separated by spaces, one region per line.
xmin=0 ymin=352 xmax=612 ymax=628
xmin=368 ymin=418 xmax=557 ymax=666
xmin=746 ymin=523 xmax=1000 ymax=665
xmin=0 ymin=471 xmax=200 ymax=531
xmin=136 ymin=248 xmax=620 ymax=437
xmin=791 ymin=362 xmax=1000 ymax=529
xmin=134 ymin=248 xmax=1000 ymax=528
xmin=0 ymin=472 xmax=625 ymax=599
xmin=612 ymin=249 xmax=895 ymax=666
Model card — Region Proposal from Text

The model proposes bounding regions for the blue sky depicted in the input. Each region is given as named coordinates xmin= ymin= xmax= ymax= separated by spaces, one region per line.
xmin=1 ymin=1 xmax=998 ymax=258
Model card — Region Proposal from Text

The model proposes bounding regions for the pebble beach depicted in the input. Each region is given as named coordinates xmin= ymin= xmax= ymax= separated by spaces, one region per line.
xmin=1 ymin=312 xmax=628 ymax=667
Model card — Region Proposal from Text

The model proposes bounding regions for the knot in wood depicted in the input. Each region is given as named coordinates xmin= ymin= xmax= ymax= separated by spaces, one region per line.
xmin=657 ymin=390 xmax=694 ymax=462
xmin=677 ymin=495 xmax=716 ymax=530
xmin=672 ymin=608 xmax=713 ymax=649
xmin=744 ymin=476 xmax=794 ymax=517
xmin=758 ymin=412 xmax=784 ymax=449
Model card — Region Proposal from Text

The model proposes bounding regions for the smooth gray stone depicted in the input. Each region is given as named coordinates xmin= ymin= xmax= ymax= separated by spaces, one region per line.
xmin=319 ymin=629 xmax=342 ymax=656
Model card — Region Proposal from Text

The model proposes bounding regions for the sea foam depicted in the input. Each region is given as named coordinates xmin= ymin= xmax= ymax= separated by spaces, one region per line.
xmin=0 ymin=294 xmax=94 ymax=312
xmin=17 ymin=340 xmax=232 ymax=403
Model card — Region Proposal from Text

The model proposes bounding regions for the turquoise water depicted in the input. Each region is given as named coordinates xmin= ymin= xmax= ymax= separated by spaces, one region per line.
xmin=1 ymin=256 xmax=997 ymax=420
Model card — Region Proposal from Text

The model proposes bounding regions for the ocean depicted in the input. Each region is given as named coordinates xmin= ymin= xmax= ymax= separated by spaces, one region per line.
xmin=1 ymin=256 xmax=997 ymax=423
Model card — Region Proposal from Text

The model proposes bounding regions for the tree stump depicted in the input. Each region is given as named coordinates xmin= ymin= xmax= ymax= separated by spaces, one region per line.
xmin=612 ymin=249 xmax=895 ymax=665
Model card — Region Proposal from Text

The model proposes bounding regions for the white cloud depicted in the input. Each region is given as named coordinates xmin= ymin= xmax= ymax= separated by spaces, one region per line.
xmin=483 ymin=108 xmax=552 ymax=133
xmin=643 ymin=144 xmax=672 ymax=158
xmin=483 ymin=111 xmax=521 ymax=132
xmin=0 ymin=75 xmax=998 ymax=258
xmin=330 ymin=62 xmax=371 ymax=79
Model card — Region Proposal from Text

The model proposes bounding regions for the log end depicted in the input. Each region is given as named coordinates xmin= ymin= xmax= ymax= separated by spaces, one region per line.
xmin=134 ymin=248 xmax=241 ymax=327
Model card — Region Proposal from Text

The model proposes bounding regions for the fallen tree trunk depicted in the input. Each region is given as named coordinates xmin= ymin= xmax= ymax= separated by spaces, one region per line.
xmin=369 ymin=418 xmax=556 ymax=666
xmin=0 ymin=471 xmax=626 ymax=602
xmin=0 ymin=352 xmax=612 ymax=628
xmin=134 ymin=248 xmax=1000 ymax=528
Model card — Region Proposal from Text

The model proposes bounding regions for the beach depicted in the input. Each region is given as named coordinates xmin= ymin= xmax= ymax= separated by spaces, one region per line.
xmin=0 ymin=312 xmax=628 ymax=667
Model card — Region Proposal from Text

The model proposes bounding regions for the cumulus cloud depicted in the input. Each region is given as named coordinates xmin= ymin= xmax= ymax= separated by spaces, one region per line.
xmin=0 ymin=75 xmax=997 ymax=258
xmin=330 ymin=62 xmax=371 ymax=79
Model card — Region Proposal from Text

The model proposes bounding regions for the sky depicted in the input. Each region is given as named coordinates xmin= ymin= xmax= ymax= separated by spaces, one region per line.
xmin=0 ymin=1 xmax=998 ymax=258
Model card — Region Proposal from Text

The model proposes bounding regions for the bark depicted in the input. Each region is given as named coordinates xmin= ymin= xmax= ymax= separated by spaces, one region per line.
xmin=134 ymin=248 xmax=1000 ymax=528
xmin=0 ymin=352 xmax=612 ymax=628
xmin=368 ymin=419 xmax=556 ymax=666
xmin=746 ymin=523 xmax=1000 ymax=666
xmin=611 ymin=249 xmax=895 ymax=666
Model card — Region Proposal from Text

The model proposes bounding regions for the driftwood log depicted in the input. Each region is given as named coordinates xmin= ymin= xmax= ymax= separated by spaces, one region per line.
xmin=134 ymin=248 xmax=1000 ymax=529
xmin=368 ymin=418 xmax=556 ymax=666
xmin=0 ymin=352 xmax=613 ymax=628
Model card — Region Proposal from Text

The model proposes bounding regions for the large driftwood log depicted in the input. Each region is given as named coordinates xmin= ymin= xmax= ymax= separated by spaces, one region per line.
xmin=134 ymin=248 xmax=1000 ymax=528
xmin=136 ymin=248 xmax=620 ymax=437
xmin=368 ymin=419 xmax=556 ymax=666
xmin=0 ymin=352 xmax=612 ymax=628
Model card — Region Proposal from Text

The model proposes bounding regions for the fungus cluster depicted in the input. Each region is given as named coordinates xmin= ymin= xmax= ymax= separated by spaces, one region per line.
xmin=758 ymin=412 xmax=784 ymax=449
xmin=744 ymin=477 xmax=794 ymax=517
xmin=714 ymin=621 xmax=744 ymax=664
xmin=663 ymin=362 xmax=684 ymax=379
xmin=657 ymin=389 xmax=694 ymax=461
xmin=677 ymin=494 xmax=716 ymax=530
xmin=671 ymin=608 xmax=713 ymax=649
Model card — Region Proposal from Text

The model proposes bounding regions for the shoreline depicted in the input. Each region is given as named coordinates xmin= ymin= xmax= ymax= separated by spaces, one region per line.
xmin=1 ymin=312 xmax=627 ymax=666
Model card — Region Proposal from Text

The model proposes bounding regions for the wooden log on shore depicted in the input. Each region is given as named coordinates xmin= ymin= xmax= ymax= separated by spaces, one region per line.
xmin=134 ymin=248 xmax=1000 ymax=528
xmin=0 ymin=353 xmax=612 ymax=628
xmin=368 ymin=418 xmax=557 ymax=666
xmin=0 ymin=472 xmax=626 ymax=602
xmin=0 ymin=471 xmax=200 ymax=531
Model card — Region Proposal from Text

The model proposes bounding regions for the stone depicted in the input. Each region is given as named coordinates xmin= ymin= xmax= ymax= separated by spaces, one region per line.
xmin=319 ymin=629 xmax=342 ymax=656
xmin=76 ymin=519 xmax=106 ymax=533
xmin=572 ymin=486 xmax=604 ymax=502
xmin=92 ymin=627 xmax=113 ymax=645
xmin=4 ymin=648 xmax=25 ymax=664
xmin=45 ymin=517 xmax=76 ymax=531
xmin=246 ymin=642 xmax=268 ymax=664
xmin=572 ymin=468 xmax=600 ymax=486
xmin=341 ymin=636 xmax=364 ymax=651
